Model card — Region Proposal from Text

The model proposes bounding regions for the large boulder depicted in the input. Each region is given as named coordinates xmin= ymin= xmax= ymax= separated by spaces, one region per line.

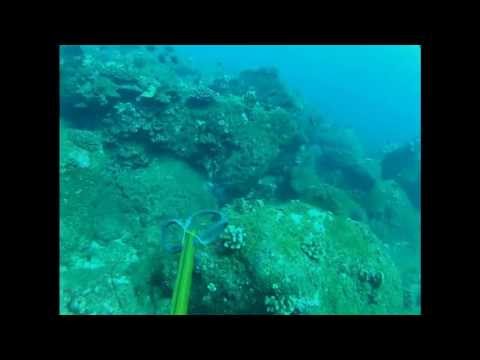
xmin=308 ymin=125 xmax=379 ymax=193
xmin=230 ymin=67 xmax=300 ymax=111
xmin=149 ymin=200 xmax=404 ymax=314
xmin=365 ymin=180 xmax=420 ymax=249
xmin=381 ymin=139 xmax=420 ymax=209
xmin=290 ymin=145 xmax=367 ymax=221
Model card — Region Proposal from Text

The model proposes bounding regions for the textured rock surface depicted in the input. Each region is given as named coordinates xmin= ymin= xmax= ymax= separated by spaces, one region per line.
xmin=60 ymin=46 xmax=419 ymax=315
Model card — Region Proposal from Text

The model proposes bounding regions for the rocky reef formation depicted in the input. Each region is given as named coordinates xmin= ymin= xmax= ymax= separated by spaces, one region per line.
xmin=60 ymin=46 xmax=420 ymax=315
xmin=61 ymin=46 xmax=302 ymax=197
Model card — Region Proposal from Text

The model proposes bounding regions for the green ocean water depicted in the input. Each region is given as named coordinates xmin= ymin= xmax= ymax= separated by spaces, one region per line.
xmin=59 ymin=45 xmax=420 ymax=315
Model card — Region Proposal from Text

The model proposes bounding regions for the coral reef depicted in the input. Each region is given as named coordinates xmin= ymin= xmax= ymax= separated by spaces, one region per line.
xmin=221 ymin=225 xmax=246 ymax=250
xmin=61 ymin=46 xmax=303 ymax=198
xmin=60 ymin=46 xmax=420 ymax=315
xmin=301 ymin=234 xmax=324 ymax=261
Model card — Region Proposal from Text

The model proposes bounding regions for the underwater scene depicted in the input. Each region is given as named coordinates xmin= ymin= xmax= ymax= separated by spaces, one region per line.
xmin=59 ymin=45 xmax=420 ymax=315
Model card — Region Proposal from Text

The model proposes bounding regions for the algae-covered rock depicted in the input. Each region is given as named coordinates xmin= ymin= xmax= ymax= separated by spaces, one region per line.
xmin=290 ymin=148 xmax=366 ymax=221
xmin=114 ymin=157 xmax=217 ymax=222
xmin=60 ymin=125 xmax=110 ymax=258
xmin=364 ymin=179 xmax=420 ymax=314
xmin=150 ymin=200 xmax=403 ymax=315
xmin=366 ymin=180 xmax=420 ymax=246
xmin=67 ymin=129 xmax=103 ymax=152
xmin=60 ymin=151 xmax=219 ymax=313
xmin=310 ymin=125 xmax=379 ymax=193
xmin=232 ymin=67 xmax=299 ymax=111
xmin=381 ymin=139 xmax=420 ymax=208
xmin=60 ymin=238 xmax=145 ymax=315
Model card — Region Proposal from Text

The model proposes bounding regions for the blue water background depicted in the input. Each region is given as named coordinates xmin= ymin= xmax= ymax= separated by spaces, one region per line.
xmin=175 ymin=45 xmax=421 ymax=154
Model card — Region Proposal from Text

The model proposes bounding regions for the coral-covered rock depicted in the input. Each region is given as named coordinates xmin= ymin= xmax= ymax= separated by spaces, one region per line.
xmin=233 ymin=67 xmax=299 ymax=111
xmin=116 ymin=84 xmax=143 ymax=99
xmin=186 ymin=87 xmax=217 ymax=108
xmin=103 ymin=102 xmax=147 ymax=138
xmin=67 ymin=129 xmax=103 ymax=152
xmin=115 ymin=142 xmax=150 ymax=168
xmin=114 ymin=157 xmax=217 ymax=222
xmin=173 ymin=200 xmax=404 ymax=314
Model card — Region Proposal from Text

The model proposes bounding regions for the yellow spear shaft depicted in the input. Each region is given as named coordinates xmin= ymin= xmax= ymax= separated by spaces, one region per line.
xmin=170 ymin=230 xmax=196 ymax=315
